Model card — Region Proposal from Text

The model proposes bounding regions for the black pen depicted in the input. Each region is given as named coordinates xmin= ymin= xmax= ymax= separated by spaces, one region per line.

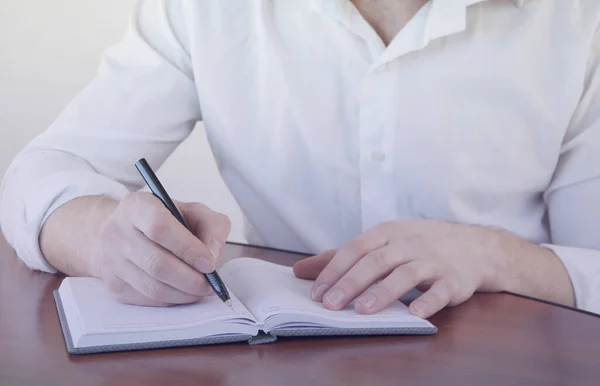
xmin=135 ymin=158 xmax=233 ymax=310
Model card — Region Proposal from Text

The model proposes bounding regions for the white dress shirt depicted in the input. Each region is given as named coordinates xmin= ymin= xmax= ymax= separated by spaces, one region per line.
xmin=1 ymin=0 xmax=600 ymax=314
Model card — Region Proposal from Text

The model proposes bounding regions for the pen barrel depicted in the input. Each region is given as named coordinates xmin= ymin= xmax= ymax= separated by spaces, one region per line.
xmin=135 ymin=158 xmax=231 ymax=306
xmin=205 ymin=271 xmax=230 ymax=303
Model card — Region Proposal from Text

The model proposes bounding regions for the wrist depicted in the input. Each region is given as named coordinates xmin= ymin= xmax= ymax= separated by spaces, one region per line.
xmin=481 ymin=228 xmax=575 ymax=307
xmin=479 ymin=227 xmax=519 ymax=293
xmin=85 ymin=196 xmax=120 ymax=278
xmin=40 ymin=195 xmax=119 ymax=277
xmin=506 ymin=245 xmax=575 ymax=306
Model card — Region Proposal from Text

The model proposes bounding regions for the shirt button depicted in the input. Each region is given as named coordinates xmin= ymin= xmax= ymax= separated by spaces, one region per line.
xmin=376 ymin=64 xmax=387 ymax=72
xmin=371 ymin=151 xmax=386 ymax=163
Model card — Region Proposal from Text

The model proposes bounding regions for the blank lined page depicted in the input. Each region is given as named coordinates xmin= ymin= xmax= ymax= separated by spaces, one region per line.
xmin=219 ymin=258 xmax=423 ymax=324
xmin=60 ymin=277 xmax=255 ymax=335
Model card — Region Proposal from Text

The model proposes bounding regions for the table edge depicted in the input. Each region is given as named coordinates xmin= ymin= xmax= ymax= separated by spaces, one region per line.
xmin=505 ymin=291 xmax=600 ymax=319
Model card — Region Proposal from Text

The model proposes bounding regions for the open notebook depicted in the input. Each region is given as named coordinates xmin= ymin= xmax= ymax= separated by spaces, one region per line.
xmin=54 ymin=258 xmax=437 ymax=354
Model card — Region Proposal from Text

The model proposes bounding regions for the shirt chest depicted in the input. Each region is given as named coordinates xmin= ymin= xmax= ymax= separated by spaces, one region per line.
xmin=197 ymin=27 xmax=577 ymax=169
xmin=186 ymin=0 xmax=589 ymax=233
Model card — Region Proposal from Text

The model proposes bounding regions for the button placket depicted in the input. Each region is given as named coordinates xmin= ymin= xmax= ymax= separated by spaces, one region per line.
xmin=371 ymin=150 xmax=387 ymax=163
xmin=358 ymin=74 xmax=397 ymax=232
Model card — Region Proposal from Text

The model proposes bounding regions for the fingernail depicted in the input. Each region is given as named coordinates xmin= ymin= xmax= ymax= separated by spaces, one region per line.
xmin=324 ymin=289 xmax=346 ymax=308
xmin=411 ymin=300 xmax=428 ymax=317
xmin=358 ymin=293 xmax=377 ymax=308
xmin=194 ymin=258 xmax=213 ymax=273
xmin=311 ymin=284 xmax=330 ymax=301
xmin=207 ymin=239 xmax=223 ymax=262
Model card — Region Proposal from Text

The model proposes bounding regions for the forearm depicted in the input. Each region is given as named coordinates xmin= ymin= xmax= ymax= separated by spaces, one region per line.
xmin=492 ymin=230 xmax=576 ymax=307
xmin=40 ymin=196 xmax=118 ymax=278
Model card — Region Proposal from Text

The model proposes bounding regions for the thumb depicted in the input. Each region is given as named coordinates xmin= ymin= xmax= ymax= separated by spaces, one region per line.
xmin=293 ymin=249 xmax=337 ymax=280
xmin=178 ymin=201 xmax=231 ymax=261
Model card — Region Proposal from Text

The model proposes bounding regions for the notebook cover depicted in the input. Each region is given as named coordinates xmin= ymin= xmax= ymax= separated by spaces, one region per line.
xmin=269 ymin=325 xmax=438 ymax=338
xmin=53 ymin=290 xmax=253 ymax=355
xmin=54 ymin=291 xmax=437 ymax=354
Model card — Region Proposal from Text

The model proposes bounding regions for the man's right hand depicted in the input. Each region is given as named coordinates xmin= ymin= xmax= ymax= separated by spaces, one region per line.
xmin=40 ymin=192 xmax=231 ymax=307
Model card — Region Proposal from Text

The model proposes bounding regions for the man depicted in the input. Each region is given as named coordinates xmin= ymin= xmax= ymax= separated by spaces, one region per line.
xmin=1 ymin=0 xmax=599 ymax=318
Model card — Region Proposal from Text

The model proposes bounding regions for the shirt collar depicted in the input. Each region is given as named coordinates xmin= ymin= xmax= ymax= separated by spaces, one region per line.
xmin=467 ymin=0 xmax=526 ymax=6
xmin=309 ymin=0 xmax=527 ymax=20
xmin=309 ymin=0 xmax=527 ymax=66
xmin=422 ymin=0 xmax=527 ymax=41
xmin=309 ymin=0 xmax=527 ymax=14
xmin=310 ymin=0 xmax=527 ymax=10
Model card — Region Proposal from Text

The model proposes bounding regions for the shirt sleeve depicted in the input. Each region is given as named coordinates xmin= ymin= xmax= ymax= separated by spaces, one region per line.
xmin=542 ymin=26 xmax=600 ymax=315
xmin=0 ymin=0 xmax=201 ymax=273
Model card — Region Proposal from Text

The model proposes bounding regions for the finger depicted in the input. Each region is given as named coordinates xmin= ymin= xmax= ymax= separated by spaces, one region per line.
xmin=293 ymin=249 xmax=337 ymax=280
xmin=179 ymin=202 xmax=231 ymax=261
xmin=127 ymin=229 xmax=213 ymax=297
xmin=311 ymin=229 xmax=389 ymax=302
xmin=126 ymin=193 xmax=216 ymax=273
xmin=409 ymin=277 xmax=465 ymax=319
xmin=116 ymin=260 xmax=203 ymax=305
xmin=322 ymin=246 xmax=399 ymax=310
xmin=104 ymin=270 xmax=172 ymax=307
xmin=354 ymin=261 xmax=439 ymax=315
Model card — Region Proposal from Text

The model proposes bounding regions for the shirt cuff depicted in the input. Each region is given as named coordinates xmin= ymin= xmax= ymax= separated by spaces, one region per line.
xmin=542 ymin=243 xmax=600 ymax=315
xmin=10 ymin=171 xmax=130 ymax=273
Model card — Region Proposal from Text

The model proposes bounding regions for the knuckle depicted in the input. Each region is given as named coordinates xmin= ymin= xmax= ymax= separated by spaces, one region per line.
xmin=322 ymin=268 xmax=342 ymax=282
xmin=367 ymin=250 xmax=390 ymax=273
xmin=179 ymin=202 xmax=204 ymax=219
xmin=335 ymin=246 xmax=353 ymax=263
xmin=145 ymin=252 xmax=169 ymax=278
xmin=173 ymin=242 xmax=195 ymax=263
xmin=185 ymin=246 xmax=204 ymax=266
xmin=185 ymin=201 xmax=208 ymax=212
xmin=425 ymin=290 xmax=444 ymax=308
xmin=404 ymin=261 xmax=435 ymax=281
xmin=144 ymin=215 xmax=170 ymax=240
xmin=347 ymin=232 xmax=389 ymax=256
xmin=104 ymin=274 xmax=127 ymax=295
xmin=338 ymin=276 xmax=360 ymax=292
xmin=406 ymin=234 xmax=432 ymax=256
xmin=440 ymin=279 xmax=459 ymax=301
xmin=340 ymin=240 xmax=361 ymax=256
xmin=217 ymin=213 xmax=232 ymax=233
xmin=148 ymin=206 xmax=170 ymax=226
xmin=144 ymin=280 xmax=164 ymax=301
xmin=406 ymin=231 xmax=425 ymax=246
xmin=375 ymin=282 xmax=394 ymax=303
xmin=402 ymin=263 xmax=422 ymax=279
xmin=100 ymin=257 xmax=121 ymax=276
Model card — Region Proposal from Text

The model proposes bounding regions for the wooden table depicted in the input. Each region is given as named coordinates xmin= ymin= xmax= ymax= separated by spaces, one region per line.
xmin=1 ymin=232 xmax=599 ymax=386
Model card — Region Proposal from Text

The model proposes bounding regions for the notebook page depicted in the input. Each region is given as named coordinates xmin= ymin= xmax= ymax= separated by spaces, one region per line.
xmin=62 ymin=277 xmax=255 ymax=336
xmin=219 ymin=258 xmax=425 ymax=327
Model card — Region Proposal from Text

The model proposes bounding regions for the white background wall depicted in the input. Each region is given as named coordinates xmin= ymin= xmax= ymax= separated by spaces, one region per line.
xmin=0 ymin=0 xmax=247 ymax=242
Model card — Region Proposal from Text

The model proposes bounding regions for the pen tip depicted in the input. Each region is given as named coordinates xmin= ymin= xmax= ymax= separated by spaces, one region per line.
xmin=225 ymin=299 xmax=234 ymax=311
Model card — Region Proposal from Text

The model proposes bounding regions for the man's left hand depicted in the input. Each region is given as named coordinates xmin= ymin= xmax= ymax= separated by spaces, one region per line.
xmin=293 ymin=220 xmax=549 ymax=318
